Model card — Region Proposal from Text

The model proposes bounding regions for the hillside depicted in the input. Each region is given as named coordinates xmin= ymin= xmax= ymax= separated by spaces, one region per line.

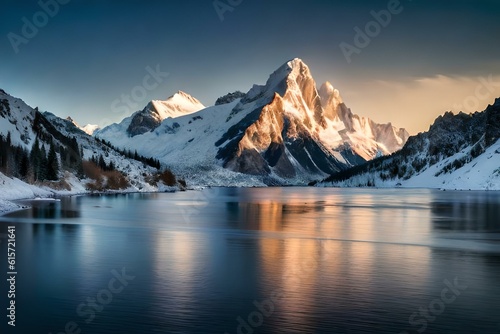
xmin=317 ymin=98 xmax=500 ymax=190
xmin=0 ymin=89 xmax=184 ymax=213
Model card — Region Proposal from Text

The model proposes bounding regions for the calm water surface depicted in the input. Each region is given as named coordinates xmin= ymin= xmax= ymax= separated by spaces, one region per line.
xmin=1 ymin=188 xmax=500 ymax=333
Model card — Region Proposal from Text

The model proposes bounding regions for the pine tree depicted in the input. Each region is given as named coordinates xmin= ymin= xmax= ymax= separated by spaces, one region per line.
xmin=39 ymin=145 xmax=48 ymax=181
xmin=47 ymin=142 xmax=59 ymax=181
xmin=30 ymin=138 xmax=41 ymax=181
xmin=98 ymin=155 xmax=106 ymax=170
xmin=19 ymin=149 xmax=29 ymax=178
xmin=0 ymin=135 xmax=5 ymax=171
xmin=6 ymin=131 xmax=11 ymax=147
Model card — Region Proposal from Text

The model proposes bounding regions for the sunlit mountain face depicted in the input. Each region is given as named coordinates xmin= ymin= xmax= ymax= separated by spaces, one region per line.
xmin=96 ymin=59 xmax=408 ymax=186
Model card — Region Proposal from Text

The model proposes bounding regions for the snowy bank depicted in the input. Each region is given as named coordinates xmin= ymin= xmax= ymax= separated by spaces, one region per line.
xmin=0 ymin=172 xmax=180 ymax=216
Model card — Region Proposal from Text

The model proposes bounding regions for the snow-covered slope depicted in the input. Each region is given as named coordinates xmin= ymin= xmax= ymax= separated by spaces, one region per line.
xmin=43 ymin=111 xmax=165 ymax=191
xmin=0 ymin=89 xmax=37 ymax=149
xmin=318 ymin=98 xmax=500 ymax=190
xmin=0 ymin=89 xmax=181 ymax=213
xmin=97 ymin=91 xmax=205 ymax=138
xmin=99 ymin=99 xmax=269 ymax=186
xmin=403 ymin=139 xmax=500 ymax=190
xmin=97 ymin=58 xmax=408 ymax=186
xmin=152 ymin=91 xmax=205 ymax=119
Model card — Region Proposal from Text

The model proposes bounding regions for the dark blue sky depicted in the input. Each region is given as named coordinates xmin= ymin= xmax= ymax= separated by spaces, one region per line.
xmin=1 ymin=0 xmax=499 ymax=133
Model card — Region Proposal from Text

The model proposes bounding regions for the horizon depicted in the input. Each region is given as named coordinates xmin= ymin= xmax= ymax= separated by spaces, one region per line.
xmin=2 ymin=62 xmax=500 ymax=136
xmin=1 ymin=0 xmax=500 ymax=134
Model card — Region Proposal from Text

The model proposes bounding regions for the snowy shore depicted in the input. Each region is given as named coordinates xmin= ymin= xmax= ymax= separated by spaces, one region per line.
xmin=0 ymin=172 xmax=178 ymax=216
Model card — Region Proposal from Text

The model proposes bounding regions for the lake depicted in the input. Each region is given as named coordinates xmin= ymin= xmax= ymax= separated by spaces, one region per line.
xmin=1 ymin=188 xmax=500 ymax=333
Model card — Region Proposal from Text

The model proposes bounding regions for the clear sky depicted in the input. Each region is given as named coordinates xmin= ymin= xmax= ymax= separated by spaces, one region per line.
xmin=1 ymin=0 xmax=499 ymax=134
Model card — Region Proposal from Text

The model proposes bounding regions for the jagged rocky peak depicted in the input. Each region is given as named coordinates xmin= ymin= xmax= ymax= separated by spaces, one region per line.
xmin=216 ymin=58 xmax=411 ymax=179
xmin=215 ymin=91 xmax=246 ymax=105
xmin=97 ymin=58 xmax=411 ymax=185
xmin=318 ymin=81 xmax=341 ymax=102
xmin=282 ymin=58 xmax=324 ymax=125
xmin=239 ymin=58 xmax=324 ymax=128
xmin=493 ymin=97 xmax=500 ymax=107
xmin=242 ymin=58 xmax=315 ymax=104
xmin=319 ymin=81 xmax=343 ymax=120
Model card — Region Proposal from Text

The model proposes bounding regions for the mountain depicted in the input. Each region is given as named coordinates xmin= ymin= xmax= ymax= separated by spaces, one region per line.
xmin=65 ymin=117 xmax=99 ymax=135
xmin=215 ymin=91 xmax=246 ymax=105
xmin=0 ymin=89 xmax=183 ymax=212
xmin=96 ymin=58 xmax=408 ymax=186
xmin=97 ymin=91 xmax=205 ymax=138
xmin=81 ymin=124 xmax=100 ymax=135
xmin=317 ymin=98 xmax=500 ymax=190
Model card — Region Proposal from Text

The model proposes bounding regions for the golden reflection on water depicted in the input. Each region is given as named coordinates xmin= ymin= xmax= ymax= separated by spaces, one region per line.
xmin=248 ymin=192 xmax=435 ymax=327
xmin=153 ymin=230 xmax=206 ymax=311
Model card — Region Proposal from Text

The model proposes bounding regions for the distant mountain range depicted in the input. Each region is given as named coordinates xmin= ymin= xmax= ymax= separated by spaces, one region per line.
xmin=2 ymin=58 xmax=498 ymax=196
xmin=66 ymin=117 xmax=100 ymax=135
xmin=317 ymin=98 xmax=500 ymax=190
xmin=96 ymin=58 xmax=409 ymax=186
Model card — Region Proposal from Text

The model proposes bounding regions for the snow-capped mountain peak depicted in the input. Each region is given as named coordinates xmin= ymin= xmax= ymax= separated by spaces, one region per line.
xmin=97 ymin=59 xmax=409 ymax=185
xmin=81 ymin=124 xmax=100 ymax=135
xmin=151 ymin=90 xmax=205 ymax=119
xmin=96 ymin=90 xmax=205 ymax=138
xmin=64 ymin=116 xmax=99 ymax=135
xmin=319 ymin=97 xmax=500 ymax=190
xmin=319 ymin=81 xmax=343 ymax=120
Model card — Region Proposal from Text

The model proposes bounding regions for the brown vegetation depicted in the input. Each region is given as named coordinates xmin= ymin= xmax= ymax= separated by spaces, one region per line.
xmin=144 ymin=169 xmax=180 ymax=188
xmin=82 ymin=160 xmax=129 ymax=191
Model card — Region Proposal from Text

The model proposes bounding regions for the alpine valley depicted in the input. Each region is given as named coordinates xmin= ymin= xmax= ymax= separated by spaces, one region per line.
xmin=2 ymin=58 xmax=499 ymax=214
xmin=0 ymin=88 xmax=184 ymax=213
xmin=96 ymin=58 xmax=409 ymax=186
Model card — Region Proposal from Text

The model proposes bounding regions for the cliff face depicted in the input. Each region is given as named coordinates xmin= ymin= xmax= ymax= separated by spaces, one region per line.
xmin=319 ymin=98 xmax=500 ymax=190
xmin=97 ymin=58 xmax=409 ymax=185
xmin=126 ymin=91 xmax=204 ymax=137
xmin=217 ymin=58 xmax=408 ymax=178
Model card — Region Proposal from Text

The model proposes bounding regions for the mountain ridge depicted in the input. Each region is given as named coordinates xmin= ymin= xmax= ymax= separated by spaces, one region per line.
xmin=317 ymin=98 xmax=500 ymax=190
xmin=96 ymin=58 xmax=409 ymax=185
xmin=95 ymin=91 xmax=205 ymax=138
xmin=0 ymin=89 xmax=184 ymax=212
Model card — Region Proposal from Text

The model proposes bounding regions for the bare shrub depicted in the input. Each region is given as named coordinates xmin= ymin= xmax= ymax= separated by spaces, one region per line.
xmin=104 ymin=170 xmax=129 ymax=190
xmin=158 ymin=169 xmax=176 ymax=186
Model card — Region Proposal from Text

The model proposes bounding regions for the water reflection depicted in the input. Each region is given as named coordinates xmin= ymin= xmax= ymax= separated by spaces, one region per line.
xmin=431 ymin=191 xmax=500 ymax=232
xmin=6 ymin=197 xmax=81 ymax=219
xmin=2 ymin=188 xmax=500 ymax=333
xmin=31 ymin=222 xmax=80 ymax=236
